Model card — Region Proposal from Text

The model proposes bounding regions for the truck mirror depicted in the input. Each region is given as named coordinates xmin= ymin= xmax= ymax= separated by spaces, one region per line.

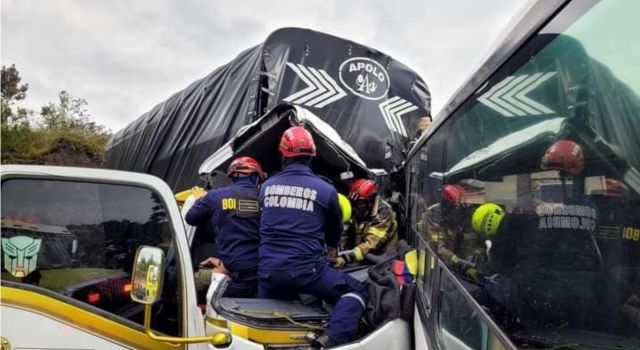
xmin=130 ymin=246 xmax=165 ymax=305
xmin=71 ymin=239 xmax=78 ymax=255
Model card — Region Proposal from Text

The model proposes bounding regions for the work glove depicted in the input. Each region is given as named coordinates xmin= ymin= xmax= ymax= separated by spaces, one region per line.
xmin=340 ymin=247 xmax=364 ymax=264
xmin=192 ymin=186 xmax=207 ymax=199
xmin=334 ymin=257 xmax=347 ymax=268
xmin=465 ymin=267 xmax=479 ymax=281
xmin=437 ymin=243 xmax=455 ymax=261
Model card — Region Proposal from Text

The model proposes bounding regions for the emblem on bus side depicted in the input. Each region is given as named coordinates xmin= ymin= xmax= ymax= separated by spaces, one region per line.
xmin=339 ymin=57 xmax=390 ymax=100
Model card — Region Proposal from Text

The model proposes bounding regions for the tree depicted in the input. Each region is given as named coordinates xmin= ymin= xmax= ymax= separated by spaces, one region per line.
xmin=1 ymin=65 xmax=112 ymax=166
xmin=1 ymin=64 xmax=28 ymax=101
xmin=40 ymin=90 xmax=106 ymax=134
xmin=1 ymin=64 xmax=30 ymax=125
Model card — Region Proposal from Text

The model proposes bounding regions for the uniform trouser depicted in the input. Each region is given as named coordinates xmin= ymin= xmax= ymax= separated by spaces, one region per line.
xmin=195 ymin=268 xmax=258 ymax=298
xmin=259 ymin=262 xmax=367 ymax=345
xmin=225 ymin=270 xmax=258 ymax=298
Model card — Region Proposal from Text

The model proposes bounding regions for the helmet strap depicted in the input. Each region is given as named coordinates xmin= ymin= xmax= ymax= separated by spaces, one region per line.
xmin=282 ymin=156 xmax=311 ymax=167
xmin=231 ymin=173 xmax=260 ymax=185
xmin=249 ymin=173 xmax=260 ymax=186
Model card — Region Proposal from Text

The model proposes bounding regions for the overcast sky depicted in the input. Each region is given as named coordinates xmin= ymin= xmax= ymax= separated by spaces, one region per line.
xmin=1 ymin=0 xmax=531 ymax=132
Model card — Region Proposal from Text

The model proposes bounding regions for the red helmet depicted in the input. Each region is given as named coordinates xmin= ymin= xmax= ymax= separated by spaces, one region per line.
xmin=349 ymin=179 xmax=377 ymax=201
xmin=604 ymin=178 xmax=625 ymax=197
xmin=227 ymin=156 xmax=265 ymax=181
xmin=279 ymin=126 xmax=316 ymax=158
xmin=442 ymin=184 xmax=466 ymax=205
xmin=541 ymin=140 xmax=584 ymax=175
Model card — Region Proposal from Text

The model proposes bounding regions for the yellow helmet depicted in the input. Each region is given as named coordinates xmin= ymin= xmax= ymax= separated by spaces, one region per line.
xmin=337 ymin=193 xmax=352 ymax=224
xmin=471 ymin=203 xmax=505 ymax=236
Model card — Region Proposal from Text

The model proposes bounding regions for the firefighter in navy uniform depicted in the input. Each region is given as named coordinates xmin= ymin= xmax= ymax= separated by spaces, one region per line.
xmin=185 ymin=156 xmax=264 ymax=298
xmin=335 ymin=179 xmax=398 ymax=267
xmin=589 ymin=178 xmax=640 ymax=332
xmin=488 ymin=140 xmax=604 ymax=329
xmin=258 ymin=126 xmax=367 ymax=349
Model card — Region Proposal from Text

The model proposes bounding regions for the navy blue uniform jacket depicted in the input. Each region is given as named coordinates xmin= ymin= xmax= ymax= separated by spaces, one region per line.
xmin=259 ymin=163 xmax=342 ymax=271
xmin=185 ymin=177 xmax=260 ymax=273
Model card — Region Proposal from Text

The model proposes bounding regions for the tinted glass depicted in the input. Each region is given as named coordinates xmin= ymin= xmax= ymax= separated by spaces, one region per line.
xmin=1 ymin=178 xmax=180 ymax=335
xmin=439 ymin=269 xmax=508 ymax=350
xmin=415 ymin=234 xmax=438 ymax=308
xmin=408 ymin=121 xmax=453 ymax=313
xmin=435 ymin=1 xmax=639 ymax=348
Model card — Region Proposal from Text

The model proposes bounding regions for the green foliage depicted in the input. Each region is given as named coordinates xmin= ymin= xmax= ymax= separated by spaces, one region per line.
xmin=1 ymin=64 xmax=29 ymax=100
xmin=1 ymin=64 xmax=30 ymax=125
xmin=1 ymin=65 xmax=111 ymax=166
xmin=1 ymin=126 xmax=111 ymax=164
xmin=40 ymin=91 xmax=106 ymax=135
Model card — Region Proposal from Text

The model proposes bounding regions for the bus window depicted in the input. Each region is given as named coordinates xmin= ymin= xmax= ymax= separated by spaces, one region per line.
xmin=438 ymin=268 xmax=509 ymax=350
xmin=433 ymin=0 xmax=639 ymax=347
xmin=407 ymin=127 xmax=446 ymax=306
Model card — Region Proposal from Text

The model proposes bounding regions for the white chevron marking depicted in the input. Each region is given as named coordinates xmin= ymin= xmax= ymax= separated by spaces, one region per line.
xmin=514 ymin=72 xmax=556 ymax=114
xmin=478 ymin=76 xmax=517 ymax=117
xmin=388 ymin=101 xmax=413 ymax=137
xmin=383 ymin=97 xmax=406 ymax=135
xmin=294 ymin=66 xmax=327 ymax=104
xmin=282 ymin=63 xmax=347 ymax=108
xmin=378 ymin=96 xmax=417 ymax=137
xmin=393 ymin=104 xmax=419 ymax=137
xmin=478 ymin=72 xmax=557 ymax=117
xmin=306 ymin=68 xmax=336 ymax=106
xmin=502 ymin=74 xmax=543 ymax=115
xmin=315 ymin=70 xmax=348 ymax=108
xmin=495 ymin=74 xmax=529 ymax=116
xmin=283 ymin=63 xmax=316 ymax=103
xmin=378 ymin=97 xmax=400 ymax=134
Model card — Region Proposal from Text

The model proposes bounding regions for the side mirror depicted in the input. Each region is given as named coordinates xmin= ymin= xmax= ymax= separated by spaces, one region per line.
xmin=130 ymin=246 xmax=165 ymax=305
xmin=71 ymin=239 xmax=78 ymax=255
xmin=129 ymin=246 xmax=231 ymax=347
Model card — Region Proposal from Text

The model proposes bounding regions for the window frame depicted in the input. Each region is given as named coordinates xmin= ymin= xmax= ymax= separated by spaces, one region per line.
xmin=407 ymin=130 xmax=518 ymax=350
xmin=436 ymin=260 xmax=517 ymax=349
xmin=0 ymin=166 xmax=195 ymax=339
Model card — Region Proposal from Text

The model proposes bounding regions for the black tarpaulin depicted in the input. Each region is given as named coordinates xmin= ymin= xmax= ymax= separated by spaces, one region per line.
xmin=104 ymin=27 xmax=431 ymax=191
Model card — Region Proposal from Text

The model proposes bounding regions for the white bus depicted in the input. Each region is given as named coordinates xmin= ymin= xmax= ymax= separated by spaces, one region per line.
xmin=404 ymin=0 xmax=639 ymax=348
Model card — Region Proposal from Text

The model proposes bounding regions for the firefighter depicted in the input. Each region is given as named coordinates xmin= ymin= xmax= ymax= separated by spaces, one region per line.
xmin=335 ymin=179 xmax=398 ymax=267
xmin=488 ymin=140 xmax=603 ymax=329
xmin=185 ymin=156 xmax=264 ymax=298
xmin=433 ymin=185 xmax=501 ymax=280
xmin=466 ymin=202 xmax=505 ymax=277
xmin=430 ymin=184 xmax=469 ymax=262
xmin=258 ymin=126 xmax=366 ymax=348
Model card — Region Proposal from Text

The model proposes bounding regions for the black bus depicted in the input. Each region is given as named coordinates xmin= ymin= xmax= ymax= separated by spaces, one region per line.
xmin=404 ymin=0 xmax=639 ymax=349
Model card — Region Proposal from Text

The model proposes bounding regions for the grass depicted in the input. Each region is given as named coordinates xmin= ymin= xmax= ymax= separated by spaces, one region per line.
xmin=1 ymin=125 xmax=110 ymax=164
